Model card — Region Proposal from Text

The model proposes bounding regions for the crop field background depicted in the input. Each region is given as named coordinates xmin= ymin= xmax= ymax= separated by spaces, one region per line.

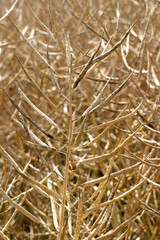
xmin=0 ymin=0 xmax=160 ymax=239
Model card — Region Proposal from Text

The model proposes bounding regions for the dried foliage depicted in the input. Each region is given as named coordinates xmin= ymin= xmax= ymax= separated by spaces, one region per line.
xmin=0 ymin=0 xmax=160 ymax=239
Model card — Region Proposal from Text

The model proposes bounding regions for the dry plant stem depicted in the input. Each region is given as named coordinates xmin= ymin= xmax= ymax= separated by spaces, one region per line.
xmin=85 ymin=74 xmax=121 ymax=83
xmin=137 ymin=13 xmax=150 ymax=68
xmin=136 ymin=198 xmax=160 ymax=219
xmin=0 ymin=145 xmax=61 ymax=201
xmin=96 ymin=210 xmax=142 ymax=240
xmin=1 ymin=173 xmax=52 ymax=208
xmin=0 ymin=231 xmax=9 ymax=240
xmin=121 ymin=45 xmax=147 ymax=74
xmin=89 ymin=157 xmax=115 ymax=205
xmin=73 ymin=42 xmax=101 ymax=88
xmin=4 ymin=90 xmax=53 ymax=139
xmin=74 ymin=190 xmax=83 ymax=240
xmin=81 ymin=77 xmax=111 ymax=117
xmin=83 ymin=103 xmax=130 ymax=149
xmin=15 ymin=55 xmax=62 ymax=114
xmin=129 ymin=98 xmax=154 ymax=128
xmin=0 ymin=37 xmax=36 ymax=48
xmin=17 ymin=85 xmax=68 ymax=139
xmin=92 ymin=21 xmax=136 ymax=64
xmin=85 ymin=100 xmax=143 ymax=133
xmin=116 ymin=225 xmax=131 ymax=240
xmin=73 ymin=116 xmax=87 ymax=146
xmin=24 ymin=0 xmax=66 ymax=55
xmin=8 ymin=17 xmax=60 ymax=76
xmin=73 ymin=21 xmax=135 ymax=89
xmin=2 ymin=194 xmax=26 ymax=233
xmin=84 ymin=177 xmax=146 ymax=219
xmin=137 ymin=170 xmax=160 ymax=190
xmin=58 ymin=47 xmax=73 ymax=240
xmin=84 ymin=166 xmax=152 ymax=219
xmin=5 ymin=56 xmax=29 ymax=87
xmin=88 ymin=72 xmax=132 ymax=115
xmin=3 ymin=159 xmax=31 ymax=205
xmin=81 ymin=124 xmax=143 ymax=164
xmin=83 ymin=162 xmax=141 ymax=187
xmin=87 ymin=181 xmax=119 ymax=239
xmin=124 ymin=148 xmax=160 ymax=168
xmin=69 ymin=5 xmax=109 ymax=43
xmin=24 ymin=0 xmax=58 ymax=47
xmin=0 ymin=0 xmax=18 ymax=22
xmin=1 ymin=1 xmax=159 ymax=238
xmin=25 ymin=198 xmax=50 ymax=223
xmin=18 ymin=112 xmax=54 ymax=171
xmin=47 ymin=47 xmax=69 ymax=102
xmin=133 ymin=133 xmax=160 ymax=151
xmin=67 ymin=192 xmax=73 ymax=238
xmin=0 ymin=188 xmax=41 ymax=224
xmin=87 ymin=205 xmax=112 ymax=239
xmin=46 ymin=46 xmax=61 ymax=92
xmin=13 ymin=117 xmax=61 ymax=151
xmin=47 ymin=179 xmax=59 ymax=232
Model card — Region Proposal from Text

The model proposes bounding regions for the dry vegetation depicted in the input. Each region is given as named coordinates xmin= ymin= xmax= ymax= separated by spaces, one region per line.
xmin=0 ymin=0 xmax=160 ymax=239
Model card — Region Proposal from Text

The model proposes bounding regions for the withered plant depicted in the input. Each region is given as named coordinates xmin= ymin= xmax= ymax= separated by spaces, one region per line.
xmin=0 ymin=0 xmax=160 ymax=239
